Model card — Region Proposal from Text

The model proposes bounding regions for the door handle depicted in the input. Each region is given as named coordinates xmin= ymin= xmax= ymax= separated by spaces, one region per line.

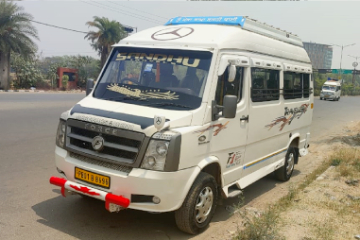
xmin=240 ymin=115 xmax=249 ymax=122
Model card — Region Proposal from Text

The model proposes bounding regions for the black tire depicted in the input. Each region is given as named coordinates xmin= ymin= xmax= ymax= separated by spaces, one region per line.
xmin=320 ymin=97 xmax=323 ymax=100
xmin=175 ymin=172 xmax=218 ymax=234
xmin=275 ymin=147 xmax=297 ymax=181
xmin=337 ymin=97 xmax=340 ymax=101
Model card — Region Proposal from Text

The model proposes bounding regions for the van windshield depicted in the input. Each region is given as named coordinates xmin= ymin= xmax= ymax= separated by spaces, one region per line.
xmin=93 ymin=47 xmax=212 ymax=110
xmin=322 ymin=85 xmax=336 ymax=91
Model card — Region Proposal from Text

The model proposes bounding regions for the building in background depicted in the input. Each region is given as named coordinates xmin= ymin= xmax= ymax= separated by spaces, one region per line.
xmin=303 ymin=42 xmax=333 ymax=69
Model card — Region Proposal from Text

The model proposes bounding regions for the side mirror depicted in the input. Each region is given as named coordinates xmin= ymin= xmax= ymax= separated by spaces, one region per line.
xmin=223 ymin=95 xmax=237 ymax=118
xmin=227 ymin=65 xmax=236 ymax=83
xmin=211 ymin=95 xmax=237 ymax=121
xmin=86 ymin=79 xmax=94 ymax=96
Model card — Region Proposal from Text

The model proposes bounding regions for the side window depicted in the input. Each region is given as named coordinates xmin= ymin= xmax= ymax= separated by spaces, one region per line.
xmin=251 ymin=68 xmax=279 ymax=102
xmin=284 ymin=72 xmax=303 ymax=99
xmin=303 ymin=74 xmax=310 ymax=98
xmin=215 ymin=67 xmax=244 ymax=105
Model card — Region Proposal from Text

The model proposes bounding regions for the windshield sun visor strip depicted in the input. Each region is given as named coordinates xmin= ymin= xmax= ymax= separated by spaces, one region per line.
xmin=70 ymin=104 xmax=166 ymax=129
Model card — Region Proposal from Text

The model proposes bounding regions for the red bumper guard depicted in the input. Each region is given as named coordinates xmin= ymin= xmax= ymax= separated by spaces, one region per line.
xmin=50 ymin=176 xmax=130 ymax=212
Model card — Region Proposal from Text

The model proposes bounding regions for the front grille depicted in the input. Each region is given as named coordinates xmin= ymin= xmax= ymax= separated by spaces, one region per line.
xmin=70 ymin=152 xmax=132 ymax=174
xmin=66 ymin=119 xmax=145 ymax=165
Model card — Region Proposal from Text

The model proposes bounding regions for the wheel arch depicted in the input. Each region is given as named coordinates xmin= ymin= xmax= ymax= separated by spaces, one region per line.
xmin=197 ymin=157 xmax=223 ymax=188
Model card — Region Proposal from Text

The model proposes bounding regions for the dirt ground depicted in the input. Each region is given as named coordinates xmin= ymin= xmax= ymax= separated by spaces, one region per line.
xmin=193 ymin=121 xmax=360 ymax=240
xmin=279 ymin=122 xmax=360 ymax=240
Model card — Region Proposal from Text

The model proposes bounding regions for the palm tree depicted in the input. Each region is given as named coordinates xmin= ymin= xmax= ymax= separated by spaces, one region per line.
xmin=85 ymin=16 xmax=127 ymax=68
xmin=0 ymin=0 xmax=39 ymax=90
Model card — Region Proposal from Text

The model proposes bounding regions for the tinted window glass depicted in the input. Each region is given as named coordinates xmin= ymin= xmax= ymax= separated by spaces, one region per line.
xmin=284 ymin=72 xmax=303 ymax=99
xmin=251 ymin=68 xmax=280 ymax=102
xmin=215 ymin=67 xmax=244 ymax=105
xmin=303 ymin=74 xmax=310 ymax=98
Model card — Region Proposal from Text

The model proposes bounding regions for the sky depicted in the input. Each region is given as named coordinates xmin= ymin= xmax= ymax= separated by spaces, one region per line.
xmin=17 ymin=0 xmax=360 ymax=70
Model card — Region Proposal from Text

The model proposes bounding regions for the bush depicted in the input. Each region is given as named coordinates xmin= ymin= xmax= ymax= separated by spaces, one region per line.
xmin=62 ymin=75 xmax=69 ymax=90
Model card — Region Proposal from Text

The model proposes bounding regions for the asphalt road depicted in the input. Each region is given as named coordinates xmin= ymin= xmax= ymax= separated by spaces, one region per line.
xmin=0 ymin=93 xmax=359 ymax=240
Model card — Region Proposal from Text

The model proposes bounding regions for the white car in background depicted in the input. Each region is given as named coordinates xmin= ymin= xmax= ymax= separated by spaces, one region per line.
xmin=320 ymin=79 xmax=342 ymax=101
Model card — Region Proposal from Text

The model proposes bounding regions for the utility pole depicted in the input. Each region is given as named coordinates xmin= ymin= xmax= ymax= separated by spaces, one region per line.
xmin=332 ymin=43 xmax=356 ymax=80
xmin=349 ymin=55 xmax=359 ymax=89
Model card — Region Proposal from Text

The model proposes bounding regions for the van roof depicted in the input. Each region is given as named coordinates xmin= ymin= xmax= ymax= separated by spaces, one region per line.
xmin=324 ymin=81 xmax=341 ymax=86
xmin=165 ymin=16 xmax=303 ymax=47
xmin=116 ymin=16 xmax=311 ymax=64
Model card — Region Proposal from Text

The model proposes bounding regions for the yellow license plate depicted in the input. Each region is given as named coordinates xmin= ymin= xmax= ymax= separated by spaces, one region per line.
xmin=75 ymin=167 xmax=110 ymax=188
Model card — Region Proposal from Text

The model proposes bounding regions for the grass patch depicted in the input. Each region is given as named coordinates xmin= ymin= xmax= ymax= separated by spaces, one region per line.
xmin=233 ymin=159 xmax=333 ymax=240
xmin=234 ymin=205 xmax=285 ymax=240
xmin=332 ymin=148 xmax=360 ymax=177
xmin=312 ymin=221 xmax=335 ymax=240
xmin=233 ymin=146 xmax=360 ymax=240
xmin=331 ymin=159 xmax=342 ymax=166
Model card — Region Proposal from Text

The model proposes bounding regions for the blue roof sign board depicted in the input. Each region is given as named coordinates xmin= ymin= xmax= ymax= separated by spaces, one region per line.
xmin=165 ymin=16 xmax=246 ymax=27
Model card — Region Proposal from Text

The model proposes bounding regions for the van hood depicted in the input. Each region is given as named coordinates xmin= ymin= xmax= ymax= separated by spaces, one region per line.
xmin=68 ymin=96 xmax=193 ymax=133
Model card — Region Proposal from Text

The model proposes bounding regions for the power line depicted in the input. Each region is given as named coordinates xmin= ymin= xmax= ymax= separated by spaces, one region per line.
xmin=96 ymin=0 xmax=162 ymax=23
xmin=86 ymin=0 xmax=163 ymax=24
xmin=79 ymin=0 xmax=163 ymax=25
xmin=105 ymin=1 xmax=168 ymax=20
xmin=30 ymin=20 xmax=88 ymax=34
xmin=92 ymin=0 xmax=164 ymax=24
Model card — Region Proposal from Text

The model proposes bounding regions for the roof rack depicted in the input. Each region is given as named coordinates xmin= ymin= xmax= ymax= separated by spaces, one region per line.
xmin=165 ymin=16 xmax=303 ymax=47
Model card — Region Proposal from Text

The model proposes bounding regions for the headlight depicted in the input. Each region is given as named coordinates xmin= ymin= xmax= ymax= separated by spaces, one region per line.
xmin=156 ymin=142 xmax=168 ymax=156
xmin=141 ymin=131 xmax=181 ymax=171
xmin=56 ymin=119 xmax=66 ymax=148
xmin=141 ymin=140 xmax=169 ymax=171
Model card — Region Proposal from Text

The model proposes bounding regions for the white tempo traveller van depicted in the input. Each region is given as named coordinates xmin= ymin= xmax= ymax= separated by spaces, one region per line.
xmin=320 ymin=79 xmax=342 ymax=101
xmin=50 ymin=16 xmax=313 ymax=234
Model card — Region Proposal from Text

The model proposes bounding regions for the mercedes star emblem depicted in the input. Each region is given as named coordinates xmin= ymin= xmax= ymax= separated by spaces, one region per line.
xmin=151 ymin=27 xmax=194 ymax=41
xmin=156 ymin=117 xmax=162 ymax=125
xmin=92 ymin=136 xmax=105 ymax=151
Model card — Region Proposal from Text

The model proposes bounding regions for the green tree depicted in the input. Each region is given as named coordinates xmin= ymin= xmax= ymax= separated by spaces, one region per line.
xmin=11 ymin=53 xmax=43 ymax=89
xmin=0 ymin=0 xmax=39 ymax=90
xmin=47 ymin=64 xmax=59 ymax=89
xmin=62 ymin=75 xmax=69 ymax=90
xmin=85 ymin=16 xmax=127 ymax=68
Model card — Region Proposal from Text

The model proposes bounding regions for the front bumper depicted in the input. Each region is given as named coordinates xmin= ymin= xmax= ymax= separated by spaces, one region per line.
xmin=50 ymin=176 xmax=130 ymax=212
xmin=53 ymin=147 xmax=200 ymax=212
xmin=320 ymin=93 xmax=336 ymax=99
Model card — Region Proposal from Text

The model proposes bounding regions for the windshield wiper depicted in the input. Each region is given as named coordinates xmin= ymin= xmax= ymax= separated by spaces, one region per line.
xmin=104 ymin=96 xmax=149 ymax=102
xmin=145 ymin=102 xmax=192 ymax=109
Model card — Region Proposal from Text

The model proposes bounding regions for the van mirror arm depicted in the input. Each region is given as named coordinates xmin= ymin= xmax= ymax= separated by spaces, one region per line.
xmin=211 ymin=100 xmax=223 ymax=121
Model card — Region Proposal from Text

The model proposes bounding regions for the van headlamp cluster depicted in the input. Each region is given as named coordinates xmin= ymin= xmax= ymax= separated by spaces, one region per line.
xmin=141 ymin=140 xmax=170 ymax=171
xmin=141 ymin=131 xmax=180 ymax=171
xmin=56 ymin=119 xmax=66 ymax=148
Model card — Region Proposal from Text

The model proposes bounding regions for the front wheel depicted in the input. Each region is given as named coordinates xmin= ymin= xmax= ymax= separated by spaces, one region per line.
xmin=275 ymin=147 xmax=297 ymax=181
xmin=175 ymin=172 xmax=218 ymax=234
xmin=320 ymin=97 xmax=323 ymax=100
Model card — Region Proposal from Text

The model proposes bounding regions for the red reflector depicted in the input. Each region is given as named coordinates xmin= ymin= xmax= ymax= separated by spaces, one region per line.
xmin=50 ymin=176 xmax=66 ymax=187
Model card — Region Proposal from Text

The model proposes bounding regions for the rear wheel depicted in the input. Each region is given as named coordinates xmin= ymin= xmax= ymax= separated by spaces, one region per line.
xmin=320 ymin=97 xmax=323 ymax=100
xmin=275 ymin=147 xmax=297 ymax=181
xmin=175 ymin=172 xmax=218 ymax=234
